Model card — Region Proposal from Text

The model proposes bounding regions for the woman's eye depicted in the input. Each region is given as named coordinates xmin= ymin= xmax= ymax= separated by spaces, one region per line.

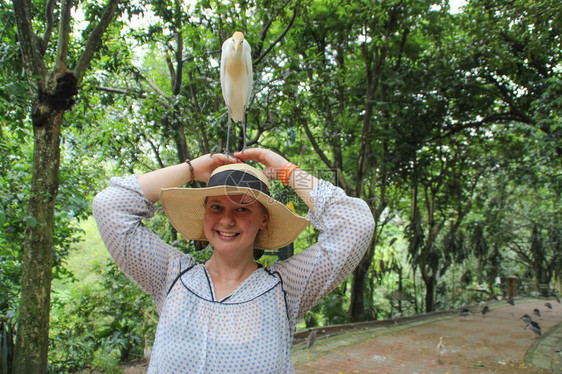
xmin=237 ymin=207 xmax=249 ymax=212
xmin=209 ymin=204 xmax=222 ymax=211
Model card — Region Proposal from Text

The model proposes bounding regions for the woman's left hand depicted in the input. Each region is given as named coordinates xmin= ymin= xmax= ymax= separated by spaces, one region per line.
xmin=234 ymin=148 xmax=289 ymax=180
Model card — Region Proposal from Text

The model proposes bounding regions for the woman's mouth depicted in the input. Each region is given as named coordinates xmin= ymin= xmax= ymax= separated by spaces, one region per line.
xmin=217 ymin=231 xmax=239 ymax=238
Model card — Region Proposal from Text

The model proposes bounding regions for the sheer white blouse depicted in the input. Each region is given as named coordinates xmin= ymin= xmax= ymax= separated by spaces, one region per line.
xmin=92 ymin=175 xmax=374 ymax=373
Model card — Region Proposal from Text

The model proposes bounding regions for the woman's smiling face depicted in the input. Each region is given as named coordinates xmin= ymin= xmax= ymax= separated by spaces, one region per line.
xmin=203 ymin=194 xmax=269 ymax=256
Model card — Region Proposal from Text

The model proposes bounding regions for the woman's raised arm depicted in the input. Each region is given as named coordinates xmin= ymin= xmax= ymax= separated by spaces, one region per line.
xmin=138 ymin=153 xmax=240 ymax=202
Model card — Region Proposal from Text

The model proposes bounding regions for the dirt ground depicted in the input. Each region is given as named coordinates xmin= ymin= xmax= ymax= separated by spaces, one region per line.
xmin=292 ymin=299 xmax=561 ymax=373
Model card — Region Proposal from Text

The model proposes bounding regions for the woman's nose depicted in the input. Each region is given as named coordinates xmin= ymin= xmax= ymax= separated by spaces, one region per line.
xmin=219 ymin=210 xmax=235 ymax=225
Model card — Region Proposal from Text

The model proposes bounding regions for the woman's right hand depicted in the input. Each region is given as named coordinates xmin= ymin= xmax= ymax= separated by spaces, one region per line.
xmin=192 ymin=153 xmax=242 ymax=183
xmin=138 ymin=153 xmax=240 ymax=202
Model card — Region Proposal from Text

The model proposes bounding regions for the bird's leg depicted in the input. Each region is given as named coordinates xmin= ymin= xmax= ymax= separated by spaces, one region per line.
xmin=242 ymin=106 xmax=247 ymax=152
xmin=225 ymin=112 xmax=232 ymax=162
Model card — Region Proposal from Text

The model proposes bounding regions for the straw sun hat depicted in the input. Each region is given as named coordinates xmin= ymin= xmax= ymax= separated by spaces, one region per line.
xmin=160 ymin=163 xmax=310 ymax=250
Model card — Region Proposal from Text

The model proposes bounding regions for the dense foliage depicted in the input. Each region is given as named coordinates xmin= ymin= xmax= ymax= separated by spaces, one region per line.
xmin=1 ymin=0 xmax=560 ymax=370
xmin=49 ymin=261 xmax=157 ymax=373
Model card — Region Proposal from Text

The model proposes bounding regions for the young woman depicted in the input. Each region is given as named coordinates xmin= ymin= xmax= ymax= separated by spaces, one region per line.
xmin=93 ymin=147 xmax=374 ymax=373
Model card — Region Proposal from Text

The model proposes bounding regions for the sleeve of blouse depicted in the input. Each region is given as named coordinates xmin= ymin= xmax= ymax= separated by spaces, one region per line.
xmin=92 ymin=175 xmax=191 ymax=312
xmin=269 ymin=179 xmax=375 ymax=323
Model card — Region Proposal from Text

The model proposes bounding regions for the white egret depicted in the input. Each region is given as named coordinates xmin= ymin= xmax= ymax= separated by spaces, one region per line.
xmin=144 ymin=336 xmax=152 ymax=361
xmin=220 ymin=31 xmax=253 ymax=155
xmin=436 ymin=337 xmax=445 ymax=364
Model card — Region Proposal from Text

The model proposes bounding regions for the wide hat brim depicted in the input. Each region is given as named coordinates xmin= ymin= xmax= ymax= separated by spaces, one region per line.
xmin=160 ymin=185 xmax=310 ymax=251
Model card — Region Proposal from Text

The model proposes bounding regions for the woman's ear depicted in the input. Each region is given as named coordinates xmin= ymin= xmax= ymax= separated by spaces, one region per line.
xmin=259 ymin=210 xmax=269 ymax=230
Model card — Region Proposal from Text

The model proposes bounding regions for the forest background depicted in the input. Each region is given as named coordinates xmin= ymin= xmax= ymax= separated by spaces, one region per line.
xmin=0 ymin=0 xmax=560 ymax=372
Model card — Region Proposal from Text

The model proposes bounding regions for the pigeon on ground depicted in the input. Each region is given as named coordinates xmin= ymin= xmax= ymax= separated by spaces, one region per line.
xmin=525 ymin=321 xmax=542 ymax=336
xmin=307 ymin=330 xmax=317 ymax=349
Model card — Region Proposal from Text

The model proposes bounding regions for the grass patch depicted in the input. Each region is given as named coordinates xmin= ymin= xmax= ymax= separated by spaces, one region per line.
xmin=52 ymin=217 xmax=109 ymax=294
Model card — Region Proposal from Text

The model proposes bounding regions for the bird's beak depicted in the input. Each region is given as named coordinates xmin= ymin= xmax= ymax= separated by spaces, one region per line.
xmin=234 ymin=41 xmax=240 ymax=52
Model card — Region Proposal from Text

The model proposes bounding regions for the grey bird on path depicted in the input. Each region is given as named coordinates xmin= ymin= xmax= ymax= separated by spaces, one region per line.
xmin=520 ymin=314 xmax=533 ymax=324
xmin=525 ymin=321 xmax=542 ymax=336
xmin=533 ymin=308 xmax=541 ymax=318
xmin=307 ymin=330 xmax=317 ymax=349
xmin=460 ymin=308 xmax=472 ymax=317
xmin=545 ymin=302 xmax=552 ymax=310
xmin=481 ymin=305 xmax=489 ymax=316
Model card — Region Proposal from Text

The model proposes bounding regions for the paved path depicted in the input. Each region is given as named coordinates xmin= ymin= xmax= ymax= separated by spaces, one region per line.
xmin=291 ymin=298 xmax=562 ymax=374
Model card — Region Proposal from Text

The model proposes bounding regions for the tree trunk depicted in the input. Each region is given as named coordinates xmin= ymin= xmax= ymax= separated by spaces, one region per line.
xmin=13 ymin=109 xmax=63 ymax=373
xmin=398 ymin=266 xmax=403 ymax=312
xmin=424 ymin=274 xmax=436 ymax=313
xmin=12 ymin=0 xmax=118 ymax=368
xmin=412 ymin=267 xmax=419 ymax=314
xmin=350 ymin=240 xmax=375 ymax=322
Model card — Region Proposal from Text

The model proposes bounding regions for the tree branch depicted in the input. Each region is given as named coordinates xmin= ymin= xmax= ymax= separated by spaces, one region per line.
xmin=142 ymin=134 xmax=165 ymax=168
xmin=509 ymin=242 xmax=532 ymax=264
xmin=97 ymin=85 xmax=144 ymax=96
xmin=55 ymin=0 xmax=72 ymax=70
xmin=300 ymin=115 xmax=332 ymax=169
xmin=187 ymin=71 xmax=209 ymax=154
xmin=74 ymin=0 xmax=120 ymax=83
xmin=172 ymin=7 xmax=183 ymax=96
xmin=145 ymin=77 xmax=172 ymax=101
xmin=255 ymin=19 xmax=273 ymax=59
xmin=166 ymin=56 xmax=176 ymax=90
xmin=12 ymin=0 xmax=46 ymax=78
xmin=254 ymin=0 xmax=292 ymax=59
xmin=41 ymin=0 xmax=56 ymax=54
xmin=97 ymin=86 xmax=172 ymax=110
xmin=253 ymin=7 xmax=297 ymax=66
xmin=430 ymin=111 xmax=528 ymax=142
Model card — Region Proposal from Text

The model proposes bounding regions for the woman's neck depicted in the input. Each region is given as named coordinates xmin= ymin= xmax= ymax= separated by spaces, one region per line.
xmin=205 ymin=254 xmax=257 ymax=282
xmin=205 ymin=254 xmax=258 ymax=300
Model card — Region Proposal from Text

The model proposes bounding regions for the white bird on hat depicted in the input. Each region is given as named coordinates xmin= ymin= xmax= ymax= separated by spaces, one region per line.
xmin=220 ymin=31 xmax=253 ymax=156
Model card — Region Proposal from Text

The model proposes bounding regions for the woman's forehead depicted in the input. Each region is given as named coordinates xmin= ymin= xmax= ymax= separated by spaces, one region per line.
xmin=206 ymin=194 xmax=259 ymax=205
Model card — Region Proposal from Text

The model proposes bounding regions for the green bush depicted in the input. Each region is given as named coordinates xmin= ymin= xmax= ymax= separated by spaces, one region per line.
xmin=49 ymin=261 xmax=157 ymax=373
xmin=91 ymin=346 xmax=122 ymax=374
